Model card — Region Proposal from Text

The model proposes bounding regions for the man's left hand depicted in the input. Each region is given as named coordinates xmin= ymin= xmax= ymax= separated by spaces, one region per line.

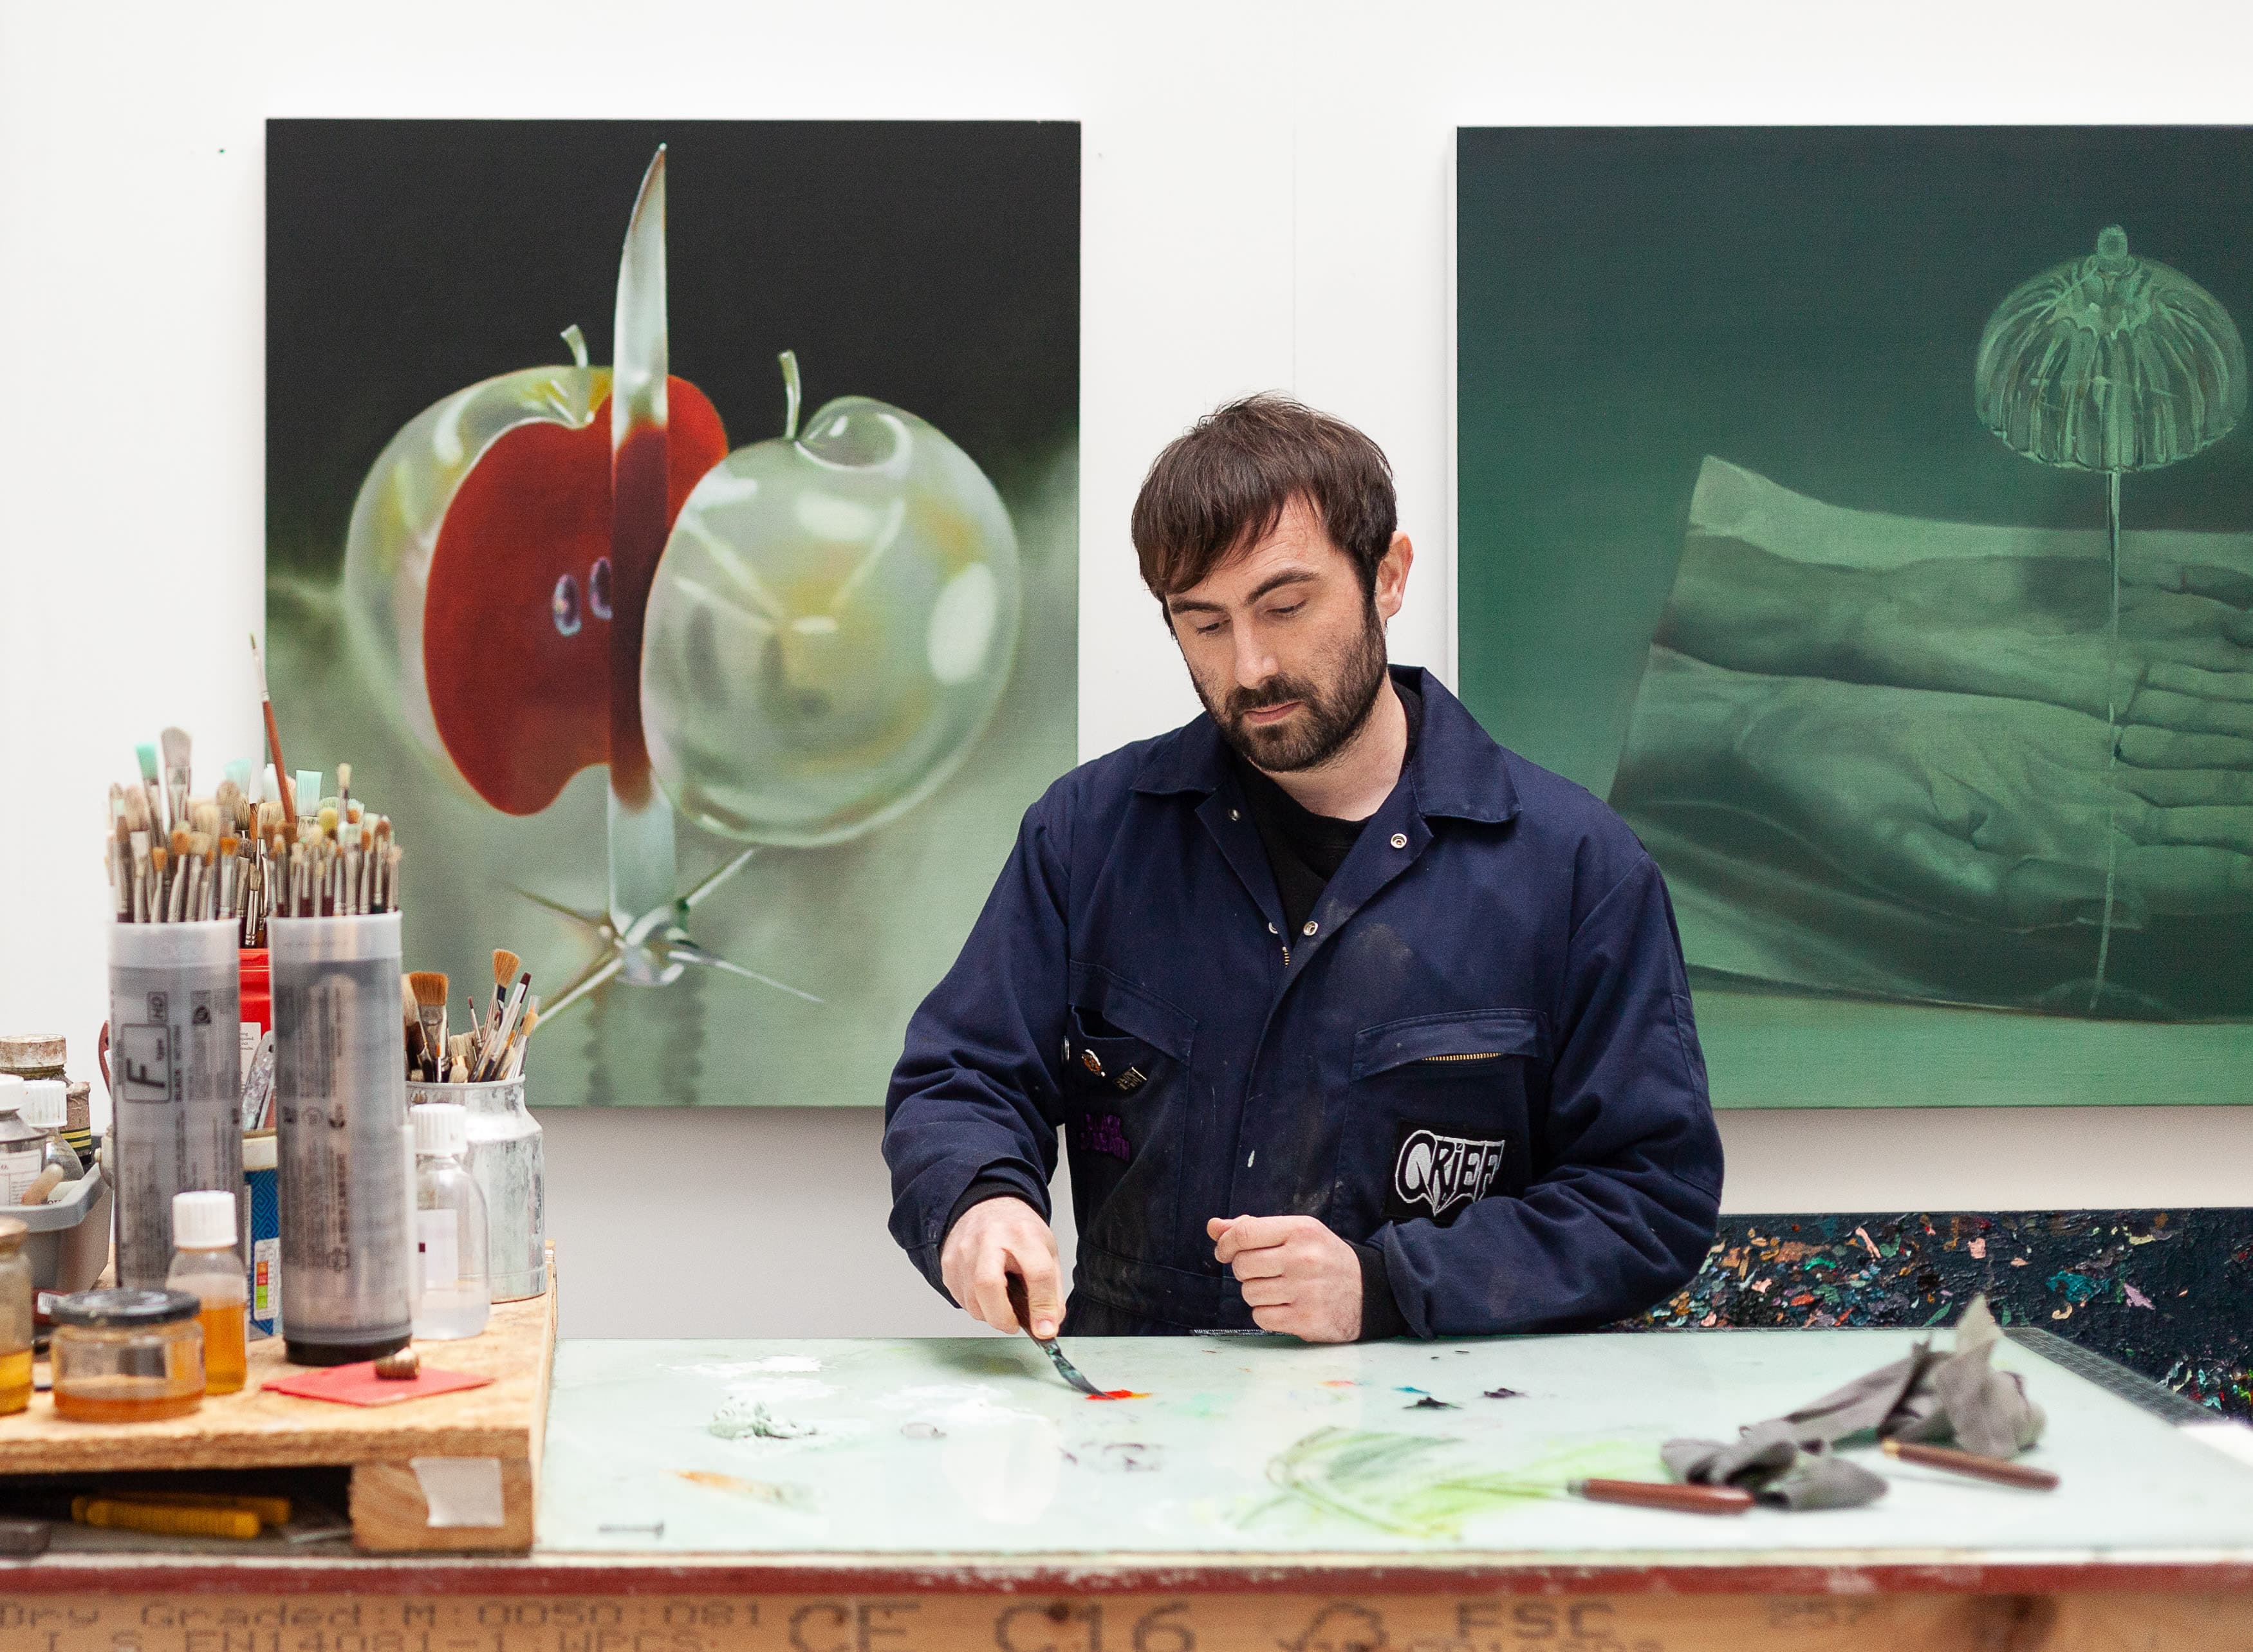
xmin=1208 ymin=1214 xmax=1362 ymax=1342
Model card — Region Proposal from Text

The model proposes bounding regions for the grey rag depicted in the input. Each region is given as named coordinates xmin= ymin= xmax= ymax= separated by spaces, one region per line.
xmin=1665 ymin=1295 xmax=2045 ymax=1510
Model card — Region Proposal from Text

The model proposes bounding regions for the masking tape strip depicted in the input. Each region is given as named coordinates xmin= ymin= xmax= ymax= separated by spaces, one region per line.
xmin=409 ymin=1456 xmax=506 ymax=1527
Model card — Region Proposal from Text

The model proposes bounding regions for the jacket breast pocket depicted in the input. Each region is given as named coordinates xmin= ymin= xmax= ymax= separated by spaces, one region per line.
xmin=1061 ymin=963 xmax=1198 ymax=1160
xmin=1348 ymin=1009 xmax=1546 ymax=1225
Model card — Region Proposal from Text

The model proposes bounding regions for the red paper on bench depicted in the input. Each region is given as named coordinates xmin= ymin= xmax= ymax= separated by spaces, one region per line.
xmin=263 ymin=1362 xmax=493 ymax=1407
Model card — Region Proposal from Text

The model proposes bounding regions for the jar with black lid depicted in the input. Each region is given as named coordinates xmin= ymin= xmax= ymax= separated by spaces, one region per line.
xmin=50 ymin=1288 xmax=204 ymax=1422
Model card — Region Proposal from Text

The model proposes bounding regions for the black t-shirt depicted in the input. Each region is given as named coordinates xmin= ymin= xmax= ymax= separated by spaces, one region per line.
xmin=1233 ymin=683 xmax=1423 ymax=939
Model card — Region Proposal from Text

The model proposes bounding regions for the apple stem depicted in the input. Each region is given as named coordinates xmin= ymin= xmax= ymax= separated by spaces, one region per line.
xmin=561 ymin=324 xmax=590 ymax=370
xmin=779 ymin=349 xmax=802 ymax=442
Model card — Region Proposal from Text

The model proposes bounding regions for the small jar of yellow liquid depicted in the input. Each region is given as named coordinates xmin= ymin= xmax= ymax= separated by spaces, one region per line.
xmin=166 ymin=1192 xmax=246 ymax=1396
xmin=0 ymin=1218 xmax=30 ymax=1411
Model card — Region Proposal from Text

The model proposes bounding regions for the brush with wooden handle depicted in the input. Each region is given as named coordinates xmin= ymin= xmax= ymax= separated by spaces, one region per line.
xmin=1568 ymin=1478 xmax=1756 ymax=1515
xmin=407 ymin=972 xmax=449 ymax=1082
xmin=1882 ymin=1438 xmax=2059 ymax=1490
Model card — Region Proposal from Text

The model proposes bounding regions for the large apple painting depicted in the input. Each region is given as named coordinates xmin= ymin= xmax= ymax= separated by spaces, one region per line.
xmin=641 ymin=353 xmax=1022 ymax=847
xmin=341 ymin=326 xmax=728 ymax=815
xmin=333 ymin=145 xmax=1026 ymax=1021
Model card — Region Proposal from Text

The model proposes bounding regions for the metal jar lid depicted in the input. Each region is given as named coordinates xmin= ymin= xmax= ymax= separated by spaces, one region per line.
xmin=50 ymin=1288 xmax=199 ymax=1329
xmin=0 ymin=1035 xmax=65 ymax=1073
xmin=0 ymin=1218 xmax=24 ymax=1255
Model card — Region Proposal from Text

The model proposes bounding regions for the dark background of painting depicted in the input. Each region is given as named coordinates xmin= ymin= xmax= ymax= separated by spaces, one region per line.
xmin=270 ymin=119 xmax=1078 ymax=573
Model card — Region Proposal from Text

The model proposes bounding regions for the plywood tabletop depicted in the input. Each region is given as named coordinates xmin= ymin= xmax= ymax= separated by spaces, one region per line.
xmin=0 ymin=1283 xmax=555 ymax=1472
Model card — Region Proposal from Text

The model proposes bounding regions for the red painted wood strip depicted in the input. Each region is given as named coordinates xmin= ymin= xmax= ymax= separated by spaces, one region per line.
xmin=3 ymin=1555 xmax=2252 ymax=1599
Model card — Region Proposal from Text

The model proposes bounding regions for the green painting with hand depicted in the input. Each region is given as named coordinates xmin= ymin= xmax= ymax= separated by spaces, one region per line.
xmin=1458 ymin=127 xmax=2253 ymax=1107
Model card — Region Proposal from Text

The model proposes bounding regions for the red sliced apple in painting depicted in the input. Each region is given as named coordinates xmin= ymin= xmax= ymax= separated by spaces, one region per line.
xmin=342 ymin=326 xmax=727 ymax=814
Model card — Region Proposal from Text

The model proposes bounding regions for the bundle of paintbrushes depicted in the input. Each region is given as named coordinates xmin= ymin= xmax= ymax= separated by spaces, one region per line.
xmin=404 ymin=950 xmax=541 ymax=1084
xmin=106 ymin=734 xmax=404 ymax=936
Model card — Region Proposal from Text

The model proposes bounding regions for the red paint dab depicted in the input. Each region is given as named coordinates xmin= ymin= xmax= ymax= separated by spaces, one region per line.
xmin=1087 ymin=1389 xmax=1150 ymax=1402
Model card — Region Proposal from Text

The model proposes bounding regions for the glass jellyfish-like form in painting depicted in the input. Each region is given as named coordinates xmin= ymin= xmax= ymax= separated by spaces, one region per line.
xmin=1975 ymin=225 xmax=2245 ymax=1009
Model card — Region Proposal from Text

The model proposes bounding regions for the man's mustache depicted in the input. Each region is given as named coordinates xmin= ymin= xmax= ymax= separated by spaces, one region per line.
xmin=1227 ymin=679 xmax=1317 ymax=719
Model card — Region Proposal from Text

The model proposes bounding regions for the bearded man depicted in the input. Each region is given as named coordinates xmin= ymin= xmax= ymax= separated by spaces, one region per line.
xmin=884 ymin=396 xmax=1723 ymax=1342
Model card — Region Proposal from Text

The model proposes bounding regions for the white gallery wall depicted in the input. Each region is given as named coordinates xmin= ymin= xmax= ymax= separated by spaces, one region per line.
xmin=3 ymin=0 xmax=2250 ymax=1337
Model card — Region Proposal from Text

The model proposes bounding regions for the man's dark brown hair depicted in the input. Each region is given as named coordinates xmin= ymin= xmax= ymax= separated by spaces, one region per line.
xmin=1130 ymin=394 xmax=1396 ymax=608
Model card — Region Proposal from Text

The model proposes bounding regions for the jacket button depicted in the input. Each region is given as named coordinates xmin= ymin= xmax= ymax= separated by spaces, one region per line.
xmin=1266 ymin=922 xmax=1278 ymax=934
xmin=1390 ymin=832 xmax=1408 ymax=849
xmin=1302 ymin=921 xmax=1319 ymax=936
xmin=1229 ymin=808 xmax=1241 ymax=822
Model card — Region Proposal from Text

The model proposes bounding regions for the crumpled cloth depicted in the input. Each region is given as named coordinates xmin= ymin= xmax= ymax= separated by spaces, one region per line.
xmin=1662 ymin=1424 xmax=1889 ymax=1509
xmin=1664 ymin=1295 xmax=2046 ymax=1510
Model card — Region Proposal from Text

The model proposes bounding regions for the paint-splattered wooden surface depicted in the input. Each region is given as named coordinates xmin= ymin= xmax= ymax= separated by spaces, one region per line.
xmin=535 ymin=1330 xmax=2253 ymax=1556
xmin=1634 ymin=1211 xmax=2252 ymax=1418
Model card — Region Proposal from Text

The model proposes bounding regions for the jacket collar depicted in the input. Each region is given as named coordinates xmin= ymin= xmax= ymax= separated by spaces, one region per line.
xmin=1130 ymin=664 xmax=1521 ymax=825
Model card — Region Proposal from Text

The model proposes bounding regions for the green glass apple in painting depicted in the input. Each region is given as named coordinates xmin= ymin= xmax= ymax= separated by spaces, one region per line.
xmin=640 ymin=353 xmax=1023 ymax=848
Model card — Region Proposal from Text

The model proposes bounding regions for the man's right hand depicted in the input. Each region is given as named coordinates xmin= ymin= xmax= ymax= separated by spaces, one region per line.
xmin=940 ymin=1196 xmax=1064 ymax=1340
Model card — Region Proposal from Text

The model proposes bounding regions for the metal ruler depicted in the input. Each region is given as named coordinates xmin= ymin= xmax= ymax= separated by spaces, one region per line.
xmin=2006 ymin=1326 xmax=2218 ymax=1425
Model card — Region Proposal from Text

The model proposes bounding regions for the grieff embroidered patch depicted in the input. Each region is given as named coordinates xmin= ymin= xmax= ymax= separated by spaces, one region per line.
xmin=1386 ymin=1124 xmax=1505 ymax=1223
xmin=1074 ymin=1111 xmax=1131 ymax=1163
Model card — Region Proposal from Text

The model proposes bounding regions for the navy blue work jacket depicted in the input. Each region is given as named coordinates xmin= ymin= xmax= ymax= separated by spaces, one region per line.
xmin=884 ymin=667 xmax=1723 ymax=1337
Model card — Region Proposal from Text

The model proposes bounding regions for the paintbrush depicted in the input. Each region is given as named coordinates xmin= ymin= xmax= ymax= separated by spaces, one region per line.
xmin=136 ymin=742 xmax=166 ymax=838
xmin=107 ymin=786 xmax=132 ymax=920
xmin=476 ymin=972 xmax=532 ymax=1082
xmin=160 ymin=728 xmax=192 ymax=841
xmin=250 ymin=635 xmax=297 ymax=825
xmin=503 ymin=1003 xmax=539 ymax=1079
xmin=485 ymin=949 xmax=519 ymax=1057
xmin=1566 ymin=1479 xmax=1754 ymax=1516
xmin=408 ymin=972 xmax=449 ymax=1082
xmin=1880 ymin=1439 xmax=2059 ymax=1491
xmin=1005 ymin=1274 xmax=1103 ymax=1395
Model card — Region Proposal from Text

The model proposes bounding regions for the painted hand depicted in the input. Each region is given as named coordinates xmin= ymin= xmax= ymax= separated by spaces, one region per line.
xmin=1725 ymin=669 xmax=2253 ymax=925
xmin=1208 ymin=1214 xmax=1362 ymax=1342
xmin=941 ymin=1196 xmax=1062 ymax=1339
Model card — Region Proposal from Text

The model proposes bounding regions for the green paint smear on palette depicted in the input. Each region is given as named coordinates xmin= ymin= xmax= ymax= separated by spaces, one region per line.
xmin=1252 ymin=1427 xmax=1653 ymax=1540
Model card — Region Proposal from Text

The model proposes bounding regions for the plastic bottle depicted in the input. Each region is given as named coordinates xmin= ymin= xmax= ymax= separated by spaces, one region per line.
xmin=0 ymin=1077 xmax=46 ymax=1206
xmin=166 ymin=1191 xmax=247 ymax=1395
xmin=0 ymin=1218 xmax=31 ymax=1412
xmin=411 ymin=1104 xmax=489 ymax=1340
xmin=19 ymin=1079 xmax=83 ymax=1203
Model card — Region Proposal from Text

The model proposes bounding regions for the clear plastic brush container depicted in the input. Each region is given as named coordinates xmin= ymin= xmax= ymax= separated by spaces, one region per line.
xmin=270 ymin=913 xmax=413 ymax=1366
xmin=106 ymin=920 xmax=244 ymax=1288
xmin=405 ymin=1077 xmax=546 ymax=1301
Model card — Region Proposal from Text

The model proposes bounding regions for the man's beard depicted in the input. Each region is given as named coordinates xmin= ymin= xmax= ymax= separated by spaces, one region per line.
xmin=1196 ymin=602 xmax=1390 ymax=775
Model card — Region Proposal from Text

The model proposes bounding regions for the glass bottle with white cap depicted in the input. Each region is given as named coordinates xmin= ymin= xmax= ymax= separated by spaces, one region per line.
xmin=19 ymin=1079 xmax=82 ymax=1203
xmin=0 ymin=1077 xmax=44 ymax=1205
xmin=413 ymin=1103 xmax=490 ymax=1339
xmin=166 ymin=1190 xmax=247 ymax=1395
